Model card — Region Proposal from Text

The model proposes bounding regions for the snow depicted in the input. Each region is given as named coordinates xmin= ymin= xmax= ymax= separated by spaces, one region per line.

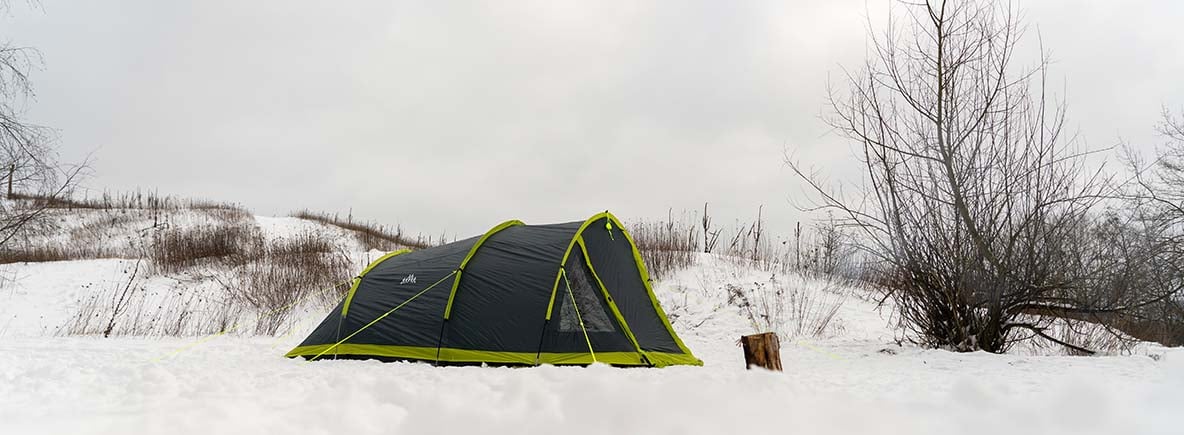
xmin=0 ymin=221 xmax=1181 ymax=434
xmin=0 ymin=259 xmax=143 ymax=337
xmin=253 ymin=215 xmax=367 ymax=252
xmin=0 ymin=336 xmax=1178 ymax=435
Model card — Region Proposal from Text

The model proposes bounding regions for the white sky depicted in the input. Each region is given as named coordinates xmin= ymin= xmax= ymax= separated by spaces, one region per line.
xmin=4 ymin=1 xmax=1183 ymax=238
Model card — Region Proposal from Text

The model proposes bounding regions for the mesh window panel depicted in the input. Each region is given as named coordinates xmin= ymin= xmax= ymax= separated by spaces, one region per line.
xmin=558 ymin=258 xmax=615 ymax=333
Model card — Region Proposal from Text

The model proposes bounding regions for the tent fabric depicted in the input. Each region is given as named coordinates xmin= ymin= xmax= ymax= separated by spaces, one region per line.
xmin=286 ymin=212 xmax=702 ymax=367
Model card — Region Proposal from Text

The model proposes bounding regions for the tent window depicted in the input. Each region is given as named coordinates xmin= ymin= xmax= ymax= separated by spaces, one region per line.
xmin=559 ymin=256 xmax=616 ymax=333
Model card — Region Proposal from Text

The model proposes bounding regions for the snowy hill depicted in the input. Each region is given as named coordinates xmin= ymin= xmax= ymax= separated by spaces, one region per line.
xmin=0 ymin=207 xmax=396 ymax=338
xmin=0 ymin=203 xmax=1180 ymax=434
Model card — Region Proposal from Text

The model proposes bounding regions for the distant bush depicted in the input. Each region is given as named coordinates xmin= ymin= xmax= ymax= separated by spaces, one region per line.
xmin=0 ymin=245 xmax=77 ymax=264
xmin=149 ymin=224 xmax=255 ymax=275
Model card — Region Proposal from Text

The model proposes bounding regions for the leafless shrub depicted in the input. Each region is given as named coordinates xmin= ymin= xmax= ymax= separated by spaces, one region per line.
xmin=724 ymin=284 xmax=781 ymax=336
xmin=725 ymin=271 xmax=845 ymax=339
xmin=292 ymin=209 xmax=430 ymax=250
xmin=0 ymin=244 xmax=74 ymax=264
xmin=217 ymin=231 xmax=352 ymax=335
xmin=1057 ymin=213 xmax=1184 ymax=347
xmin=148 ymin=224 xmax=255 ymax=275
xmin=1054 ymin=319 xmax=1138 ymax=356
xmin=1011 ymin=315 xmax=1139 ymax=356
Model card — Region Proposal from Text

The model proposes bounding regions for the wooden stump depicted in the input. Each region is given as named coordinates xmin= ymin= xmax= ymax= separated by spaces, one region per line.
xmin=740 ymin=332 xmax=782 ymax=371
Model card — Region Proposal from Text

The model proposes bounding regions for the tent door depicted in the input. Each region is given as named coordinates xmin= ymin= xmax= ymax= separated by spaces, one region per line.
xmin=574 ymin=237 xmax=648 ymax=363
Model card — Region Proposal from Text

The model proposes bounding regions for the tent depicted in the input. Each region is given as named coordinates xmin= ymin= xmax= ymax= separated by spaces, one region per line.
xmin=286 ymin=211 xmax=702 ymax=367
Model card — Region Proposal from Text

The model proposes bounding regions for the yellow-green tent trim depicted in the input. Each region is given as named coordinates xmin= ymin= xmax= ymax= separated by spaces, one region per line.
xmin=286 ymin=343 xmax=700 ymax=367
xmin=341 ymin=249 xmax=412 ymax=318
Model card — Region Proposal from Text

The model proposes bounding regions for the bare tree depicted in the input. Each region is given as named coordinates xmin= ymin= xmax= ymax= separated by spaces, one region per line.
xmin=787 ymin=0 xmax=1135 ymax=353
xmin=1128 ymin=108 xmax=1184 ymax=223
xmin=1117 ymin=108 xmax=1184 ymax=345
xmin=0 ymin=2 xmax=85 ymax=248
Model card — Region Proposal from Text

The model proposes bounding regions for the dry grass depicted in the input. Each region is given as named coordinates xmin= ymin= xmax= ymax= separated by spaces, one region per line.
xmin=724 ymin=270 xmax=846 ymax=339
xmin=63 ymin=230 xmax=355 ymax=337
xmin=9 ymin=190 xmax=244 ymax=212
xmin=0 ymin=215 xmax=142 ymax=263
xmin=2 ymin=190 xmax=252 ymax=265
xmin=62 ymin=274 xmax=244 ymax=337
xmin=148 ymin=225 xmax=256 ymax=275
xmin=39 ymin=191 xmax=361 ymax=337
xmin=629 ymin=212 xmax=699 ymax=281
xmin=629 ymin=205 xmax=862 ymax=284
xmin=633 ymin=206 xmax=859 ymax=341
xmin=144 ymin=227 xmax=353 ymax=335
xmin=61 ymin=259 xmax=149 ymax=336
xmin=0 ymin=245 xmax=77 ymax=264
xmin=217 ymin=231 xmax=353 ymax=335
xmin=292 ymin=210 xmax=431 ymax=251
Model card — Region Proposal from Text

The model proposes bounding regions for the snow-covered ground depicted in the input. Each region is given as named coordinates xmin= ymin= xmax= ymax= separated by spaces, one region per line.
xmin=1 ymin=335 xmax=1179 ymax=435
xmin=0 ymin=222 xmax=1181 ymax=434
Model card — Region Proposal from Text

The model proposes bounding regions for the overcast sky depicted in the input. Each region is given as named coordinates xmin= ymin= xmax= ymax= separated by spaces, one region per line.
xmin=4 ymin=1 xmax=1184 ymax=238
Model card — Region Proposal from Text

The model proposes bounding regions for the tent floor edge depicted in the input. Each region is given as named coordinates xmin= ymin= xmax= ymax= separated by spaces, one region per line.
xmin=642 ymin=351 xmax=704 ymax=367
xmin=287 ymin=344 xmax=691 ymax=367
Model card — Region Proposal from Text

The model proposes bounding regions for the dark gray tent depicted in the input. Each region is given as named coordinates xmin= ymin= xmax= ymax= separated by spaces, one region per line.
xmin=287 ymin=212 xmax=701 ymax=367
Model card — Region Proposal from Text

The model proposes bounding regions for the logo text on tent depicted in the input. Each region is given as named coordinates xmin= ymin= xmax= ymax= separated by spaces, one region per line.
xmin=400 ymin=274 xmax=417 ymax=285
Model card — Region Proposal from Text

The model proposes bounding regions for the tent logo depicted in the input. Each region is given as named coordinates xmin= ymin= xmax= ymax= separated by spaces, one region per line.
xmin=400 ymin=274 xmax=417 ymax=285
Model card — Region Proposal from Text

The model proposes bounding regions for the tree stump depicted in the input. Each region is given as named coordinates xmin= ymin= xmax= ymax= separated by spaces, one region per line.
xmin=740 ymin=332 xmax=782 ymax=371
